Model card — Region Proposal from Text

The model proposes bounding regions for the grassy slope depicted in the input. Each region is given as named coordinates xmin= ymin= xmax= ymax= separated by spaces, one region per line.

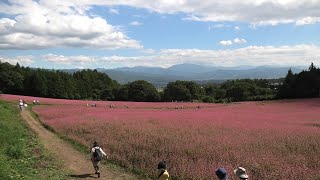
xmin=0 ymin=100 xmax=69 ymax=180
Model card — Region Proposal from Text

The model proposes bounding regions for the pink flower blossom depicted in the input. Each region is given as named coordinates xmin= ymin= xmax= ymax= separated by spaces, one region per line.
xmin=1 ymin=94 xmax=320 ymax=179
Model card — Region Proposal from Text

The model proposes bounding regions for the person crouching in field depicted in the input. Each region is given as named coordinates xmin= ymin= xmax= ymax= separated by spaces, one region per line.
xmin=91 ymin=141 xmax=107 ymax=178
xmin=157 ymin=161 xmax=169 ymax=180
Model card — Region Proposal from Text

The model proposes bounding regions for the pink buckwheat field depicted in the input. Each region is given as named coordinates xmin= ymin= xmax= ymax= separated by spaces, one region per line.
xmin=1 ymin=94 xmax=320 ymax=180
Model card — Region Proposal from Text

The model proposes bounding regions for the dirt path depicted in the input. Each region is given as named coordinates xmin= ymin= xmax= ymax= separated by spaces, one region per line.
xmin=21 ymin=111 xmax=139 ymax=180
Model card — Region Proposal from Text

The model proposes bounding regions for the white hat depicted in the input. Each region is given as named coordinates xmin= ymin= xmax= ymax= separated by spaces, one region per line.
xmin=234 ymin=167 xmax=248 ymax=179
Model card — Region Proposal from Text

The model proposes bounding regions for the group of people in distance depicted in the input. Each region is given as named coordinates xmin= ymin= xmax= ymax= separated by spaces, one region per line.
xmin=86 ymin=103 xmax=97 ymax=107
xmin=90 ymin=141 xmax=248 ymax=179
xmin=19 ymin=99 xmax=40 ymax=111
xmin=155 ymin=162 xmax=249 ymax=180
xmin=85 ymin=103 xmax=117 ymax=108
xmin=19 ymin=99 xmax=27 ymax=111
xmin=216 ymin=167 xmax=249 ymax=180
xmin=33 ymin=99 xmax=40 ymax=105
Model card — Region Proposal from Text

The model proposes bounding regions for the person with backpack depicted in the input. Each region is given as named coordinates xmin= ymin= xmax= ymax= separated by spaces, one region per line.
xmin=91 ymin=141 xmax=107 ymax=178
xmin=157 ymin=161 xmax=169 ymax=180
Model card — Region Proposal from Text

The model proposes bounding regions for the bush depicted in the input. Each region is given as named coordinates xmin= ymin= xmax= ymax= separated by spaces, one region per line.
xmin=202 ymin=96 xmax=214 ymax=103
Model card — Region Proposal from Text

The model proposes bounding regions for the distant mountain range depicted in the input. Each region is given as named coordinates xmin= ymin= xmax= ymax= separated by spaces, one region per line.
xmin=63 ymin=64 xmax=306 ymax=87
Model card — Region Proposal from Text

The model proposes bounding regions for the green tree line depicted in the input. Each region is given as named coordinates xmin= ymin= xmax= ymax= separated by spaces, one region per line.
xmin=0 ymin=61 xmax=158 ymax=101
xmin=1 ymin=61 xmax=318 ymax=102
xmin=278 ymin=63 xmax=320 ymax=98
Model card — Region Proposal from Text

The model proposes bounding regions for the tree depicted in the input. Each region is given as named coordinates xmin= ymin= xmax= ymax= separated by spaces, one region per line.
xmin=203 ymin=84 xmax=218 ymax=96
xmin=309 ymin=62 xmax=316 ymax=71
xmin=128 ymin=80 xmax=159 ymax=102
xmin=226 ymin=83 xmax=249 ymax=101
xmin=279 ymin=63 xmax=320 ymax=98
xmin=214 ymin=88 xmax=226 ymax=100
xmin=0 ymin=62 xmax=23 ymax=93
xmin=163 ymin=81 xmax=192 ymax=101
xmin=101 ymin=87 xmax=116 ymax=100
xmin=184 ymin=81 xmax=205 ymax=100
xmin=219 ymin=79 xmax=276 ymax=102
xmin=115 ymin=85 xmax=129 ymax=101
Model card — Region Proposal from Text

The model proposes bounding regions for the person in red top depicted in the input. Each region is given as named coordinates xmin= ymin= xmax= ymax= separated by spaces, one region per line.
xmin=91 ymin=141 xmax=107 ymax=178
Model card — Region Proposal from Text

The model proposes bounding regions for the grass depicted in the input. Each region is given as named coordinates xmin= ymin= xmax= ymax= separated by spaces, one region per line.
xmin=0 ymin=100 xmax=69 ymax=180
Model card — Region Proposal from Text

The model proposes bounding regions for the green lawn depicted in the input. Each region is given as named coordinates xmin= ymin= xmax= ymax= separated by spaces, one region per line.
xmin=0 ymin=100 xmax=69 ymax=180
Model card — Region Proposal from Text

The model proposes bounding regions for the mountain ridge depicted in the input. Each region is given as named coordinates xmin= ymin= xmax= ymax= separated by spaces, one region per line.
xmin=63 ymin=63 xmax=306 ymax=87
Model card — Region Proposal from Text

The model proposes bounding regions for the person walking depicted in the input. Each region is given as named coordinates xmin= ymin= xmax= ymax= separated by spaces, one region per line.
xmin=19 ymin=99 xmax=24 ymax=111
xmin=215 ymin=167 xmax=227 ymax=180
xmin=157 ymin=161 xmax=169 ymax=180
xmin=234 ymin=167 xmax=249 ymax=180
xmin=91 ymin=141 xmax=107 ymax=178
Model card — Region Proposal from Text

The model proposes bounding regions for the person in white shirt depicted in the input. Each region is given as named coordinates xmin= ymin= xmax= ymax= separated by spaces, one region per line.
xmin=19 ymin=100 xmax=24 ymax=111
xmin=91 ymin=141 xmax=107 ymax=178
xmin=234 ymin=167 xmax=249 ymax=180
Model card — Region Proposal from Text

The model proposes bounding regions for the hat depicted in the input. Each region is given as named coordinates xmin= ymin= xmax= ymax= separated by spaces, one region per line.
xmin=157 ymin=161 xmax=167 ymax=169
xmin=234 ymin=167 xmax=248 ymax=179
xmin=215 ymin=168 xmax=227 ymax=180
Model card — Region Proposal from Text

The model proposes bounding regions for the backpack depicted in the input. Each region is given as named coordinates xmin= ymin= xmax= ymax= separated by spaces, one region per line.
xmin=93 ymin=147 xmax=102 ymax=161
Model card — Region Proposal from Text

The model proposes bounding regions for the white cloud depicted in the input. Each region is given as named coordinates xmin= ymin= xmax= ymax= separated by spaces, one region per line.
xmin=59 ymin=0 xmax=320 ymax=26
xmin=220 ymin=38 xmax=247 ymax=46
xmin=152 ymin=45 xmax=320 ymax=67
xmin=295 ymin=17 xmax=320 ymax=25
xmin=109 ymin=8 xmax=119 ymax=14
xmin=219 ymin=40 xmax=233 ymax=46
xmin=130 ymin=21 xmax=143 ymax=26
xmin=233 ymin=38 xmax=247 ymax=44
xmin=43 ymin=54 xmax=94 ymax=65
xmin=2 ymin=1 xmax=318 ymax=27
xmin=5 ymin=45 xmax=318 ymax=68
xmin=1 ymin=0 xmax=317 ymax=51
xmin=0 ymin=0 xmax=141 ymax=50
xmin=0 ymin=55 xmax=34 ymax=66
xmin=234 ymin=26 xmax=240 ymax=31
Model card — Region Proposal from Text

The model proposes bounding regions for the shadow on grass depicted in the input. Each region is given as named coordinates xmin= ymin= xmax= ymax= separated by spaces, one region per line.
xmin=68 ymin=173 xmax=97 ymax=178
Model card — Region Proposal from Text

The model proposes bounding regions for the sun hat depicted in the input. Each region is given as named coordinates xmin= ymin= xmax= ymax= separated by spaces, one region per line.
xmin=215 ymin=168 xmax=227 ymax=180
xmin=157 ymin=161 xmax=167 ymax=169
xmin=234 ymin=167 xmax=248 ymax=179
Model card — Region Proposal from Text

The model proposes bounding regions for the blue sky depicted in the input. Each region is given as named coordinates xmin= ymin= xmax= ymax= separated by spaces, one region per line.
xmin=0 ymin=0 xmax=320 ymax=69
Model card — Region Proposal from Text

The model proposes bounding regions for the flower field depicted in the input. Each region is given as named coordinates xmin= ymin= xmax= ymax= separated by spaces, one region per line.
xmin=1 ymin=94 xmax=320 ymax=179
